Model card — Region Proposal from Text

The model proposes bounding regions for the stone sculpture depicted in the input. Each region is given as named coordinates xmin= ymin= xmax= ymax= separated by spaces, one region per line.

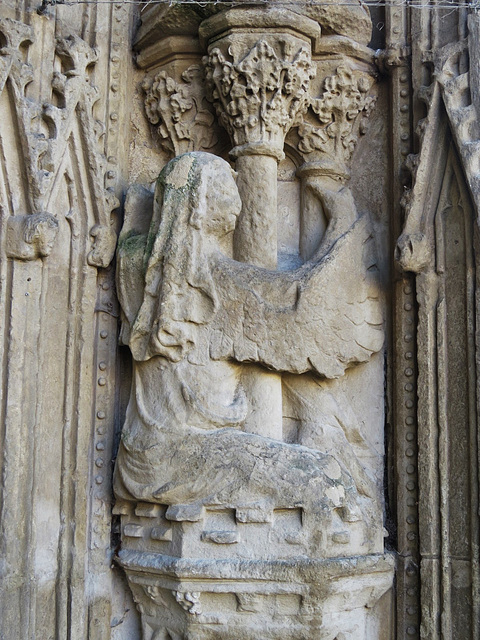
xmin=111 ymin=2 xmax=394 ymax=638
xmin=2 ymin=0 xmax=480 ymax=635
xmin=114 ymin=151 xmax=393 ymax=639
xmin=116 ymin=150 xmax=381 ymax=510
xmin=6 ymin=212 xmax=59 ymax=260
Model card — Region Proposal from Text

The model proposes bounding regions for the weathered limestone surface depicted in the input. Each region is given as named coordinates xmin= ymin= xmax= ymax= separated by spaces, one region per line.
xmin=0 ymin=2 xmax=139 ymax=639
xmin=113 ymin=3 xmax=394 ymax=638
xmin=114 ymin=149 xmax=391 ymax=637
xmin=395 ymin=16 xmax=480 ymax=637
xmin=1 ymin=0 xmax=479 ymax=638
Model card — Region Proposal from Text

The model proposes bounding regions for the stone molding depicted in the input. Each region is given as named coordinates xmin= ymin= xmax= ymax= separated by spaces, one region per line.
xmin=396 ymin=36 xmax=479 ymax=274
xmin=0 ymin=20 xmax=117 ymax=267
xmin=391 ymin=10 xmax=480 ymax=640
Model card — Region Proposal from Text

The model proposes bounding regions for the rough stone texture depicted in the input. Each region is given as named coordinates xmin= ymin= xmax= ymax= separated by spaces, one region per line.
xmin=0 ymin=0 xmax=479 ymax=639
xmin=113 ymin=147 xmax=391 ymax=636
xmin=392 ymin=8 xmax=480 ymax=640
xmin=0 ymin=2 xmax=139 ymax=639
xmin=114 ymin=3 xmax=393 ymax=637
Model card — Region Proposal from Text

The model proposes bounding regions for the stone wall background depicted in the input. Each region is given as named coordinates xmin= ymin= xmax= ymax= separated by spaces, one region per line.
xmin=0 ymin=0 xmax=479 ymax=638
xmin=0 ymin=0 xmax=140 ymax=636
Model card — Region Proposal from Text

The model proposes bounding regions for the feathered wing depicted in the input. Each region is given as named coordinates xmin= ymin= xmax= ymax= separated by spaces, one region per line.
xmin=209 ymin=215 xmax=384 ymax=378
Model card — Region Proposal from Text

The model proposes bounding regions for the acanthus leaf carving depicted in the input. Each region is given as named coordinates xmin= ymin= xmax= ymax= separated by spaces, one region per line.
xmin=143 ymin=64 xmax=221 ymax=157
xmin=204 ymin=39 xmax=315 ymax=152
xmin=296 ymin=64 xmax=376 ymax=174
xmin=173 ymin=591 xmax=202 ymax=615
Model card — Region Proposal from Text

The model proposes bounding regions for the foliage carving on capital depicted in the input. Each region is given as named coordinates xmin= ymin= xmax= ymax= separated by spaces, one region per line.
xmin=143 ymin=65 xmax=220 ymax=156
xmin=296 ymin=64 xmax=376 ymax=172
xmin=204 ymin=39 xmax=315 ymax=149
xmin=173 ymin=591 xmax=202 ymax=615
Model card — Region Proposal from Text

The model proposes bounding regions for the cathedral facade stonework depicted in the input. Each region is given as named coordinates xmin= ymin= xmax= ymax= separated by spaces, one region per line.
xmin=0 ymin=1 xmax=479 ymax=638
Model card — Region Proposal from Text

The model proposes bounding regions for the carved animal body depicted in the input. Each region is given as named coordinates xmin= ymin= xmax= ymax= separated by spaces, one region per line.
xmin=114 ymin=152 xmax=384 ymax=556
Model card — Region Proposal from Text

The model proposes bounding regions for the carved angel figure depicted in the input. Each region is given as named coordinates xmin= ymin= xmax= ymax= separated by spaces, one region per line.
xmin=114 ymin=152 xmax=384 ymax=553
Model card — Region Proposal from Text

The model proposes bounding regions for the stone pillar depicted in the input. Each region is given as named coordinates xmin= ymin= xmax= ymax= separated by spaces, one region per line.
xmin=234 ymin=148 xmax=283 ymax=439
xmin=202 ymin=7 xmax=318 ymax=438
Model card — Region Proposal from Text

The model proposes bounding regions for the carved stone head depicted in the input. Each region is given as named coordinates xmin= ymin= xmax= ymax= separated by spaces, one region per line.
xmin=6 ymin=212 xmax=59 ymax=260
xmin=129 ymin=152 xmax=241 ymax=362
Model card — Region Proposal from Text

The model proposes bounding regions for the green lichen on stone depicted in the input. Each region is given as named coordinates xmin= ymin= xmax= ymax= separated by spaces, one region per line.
xmin=143 ymin=153 xmax=203 ymax=268
xmin=118 ymin=230 xmax=148 ymax=256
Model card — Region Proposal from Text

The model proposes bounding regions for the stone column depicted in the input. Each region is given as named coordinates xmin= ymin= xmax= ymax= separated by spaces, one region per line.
xmin=233 ymin=145 xmax=283 ymax=439
xmin=202 ymin=7 xmax=318 ymax=438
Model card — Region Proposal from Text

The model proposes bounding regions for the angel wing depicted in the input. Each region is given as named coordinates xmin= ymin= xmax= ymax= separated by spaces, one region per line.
xmin=209 ymin=215 xmax=384 ymax=378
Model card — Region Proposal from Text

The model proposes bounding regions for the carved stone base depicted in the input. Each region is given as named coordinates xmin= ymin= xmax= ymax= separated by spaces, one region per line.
xmin=115 ymin=500 xmax=393 ymax=639
xmin=118 ymin=549 xmax=393 ymax=640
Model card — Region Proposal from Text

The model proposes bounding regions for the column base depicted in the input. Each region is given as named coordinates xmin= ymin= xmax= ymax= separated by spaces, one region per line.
xmin=118 ymin=550 xmax=394 ymax=640
xmin=115 ymin=500 xmax=394 ymax=640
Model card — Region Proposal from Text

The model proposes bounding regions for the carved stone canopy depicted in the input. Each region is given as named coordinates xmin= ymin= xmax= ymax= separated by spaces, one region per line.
xmin=134 ymin=0 xmax=374 ymax=70
xmin=136 ymin=1 xmax=377 ymax=183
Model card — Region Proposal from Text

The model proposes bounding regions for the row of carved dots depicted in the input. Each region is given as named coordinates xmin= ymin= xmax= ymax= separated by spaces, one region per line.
xmin=104 ymin=2 xmax=127 ymax=191
xmin=402 ymin=279 xmax=420 ymax=636
xmin=396 ymin=33 xmax=420 ymax=636
xmin=94 ymin=0 xmax=126 ymax=485
xmin=95 ymin=319 xmax=110 ymax=486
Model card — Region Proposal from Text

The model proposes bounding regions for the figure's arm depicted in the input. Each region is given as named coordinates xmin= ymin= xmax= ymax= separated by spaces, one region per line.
xmin=116 ymin=185 xmax=154 ymax=344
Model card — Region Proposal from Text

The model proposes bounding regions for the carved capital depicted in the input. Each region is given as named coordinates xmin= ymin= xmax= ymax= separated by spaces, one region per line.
xmin=6 ymin=212 xmax=59 ymax=260
xmin=294 ymin=64 xmax=376 ymax=177
xmin=143 ymin=64 xmax=221 ymax=156
xmin=204 ymin=38 xmax=315 ymax=154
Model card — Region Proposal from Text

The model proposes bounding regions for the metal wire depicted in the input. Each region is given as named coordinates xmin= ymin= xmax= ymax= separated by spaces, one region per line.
xmin=39 ymin=0 xmax=480 ymax=9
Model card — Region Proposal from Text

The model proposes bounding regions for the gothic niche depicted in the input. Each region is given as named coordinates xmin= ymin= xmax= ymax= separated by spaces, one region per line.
xmin=114 ymin=2 xmax=394 ymax=638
